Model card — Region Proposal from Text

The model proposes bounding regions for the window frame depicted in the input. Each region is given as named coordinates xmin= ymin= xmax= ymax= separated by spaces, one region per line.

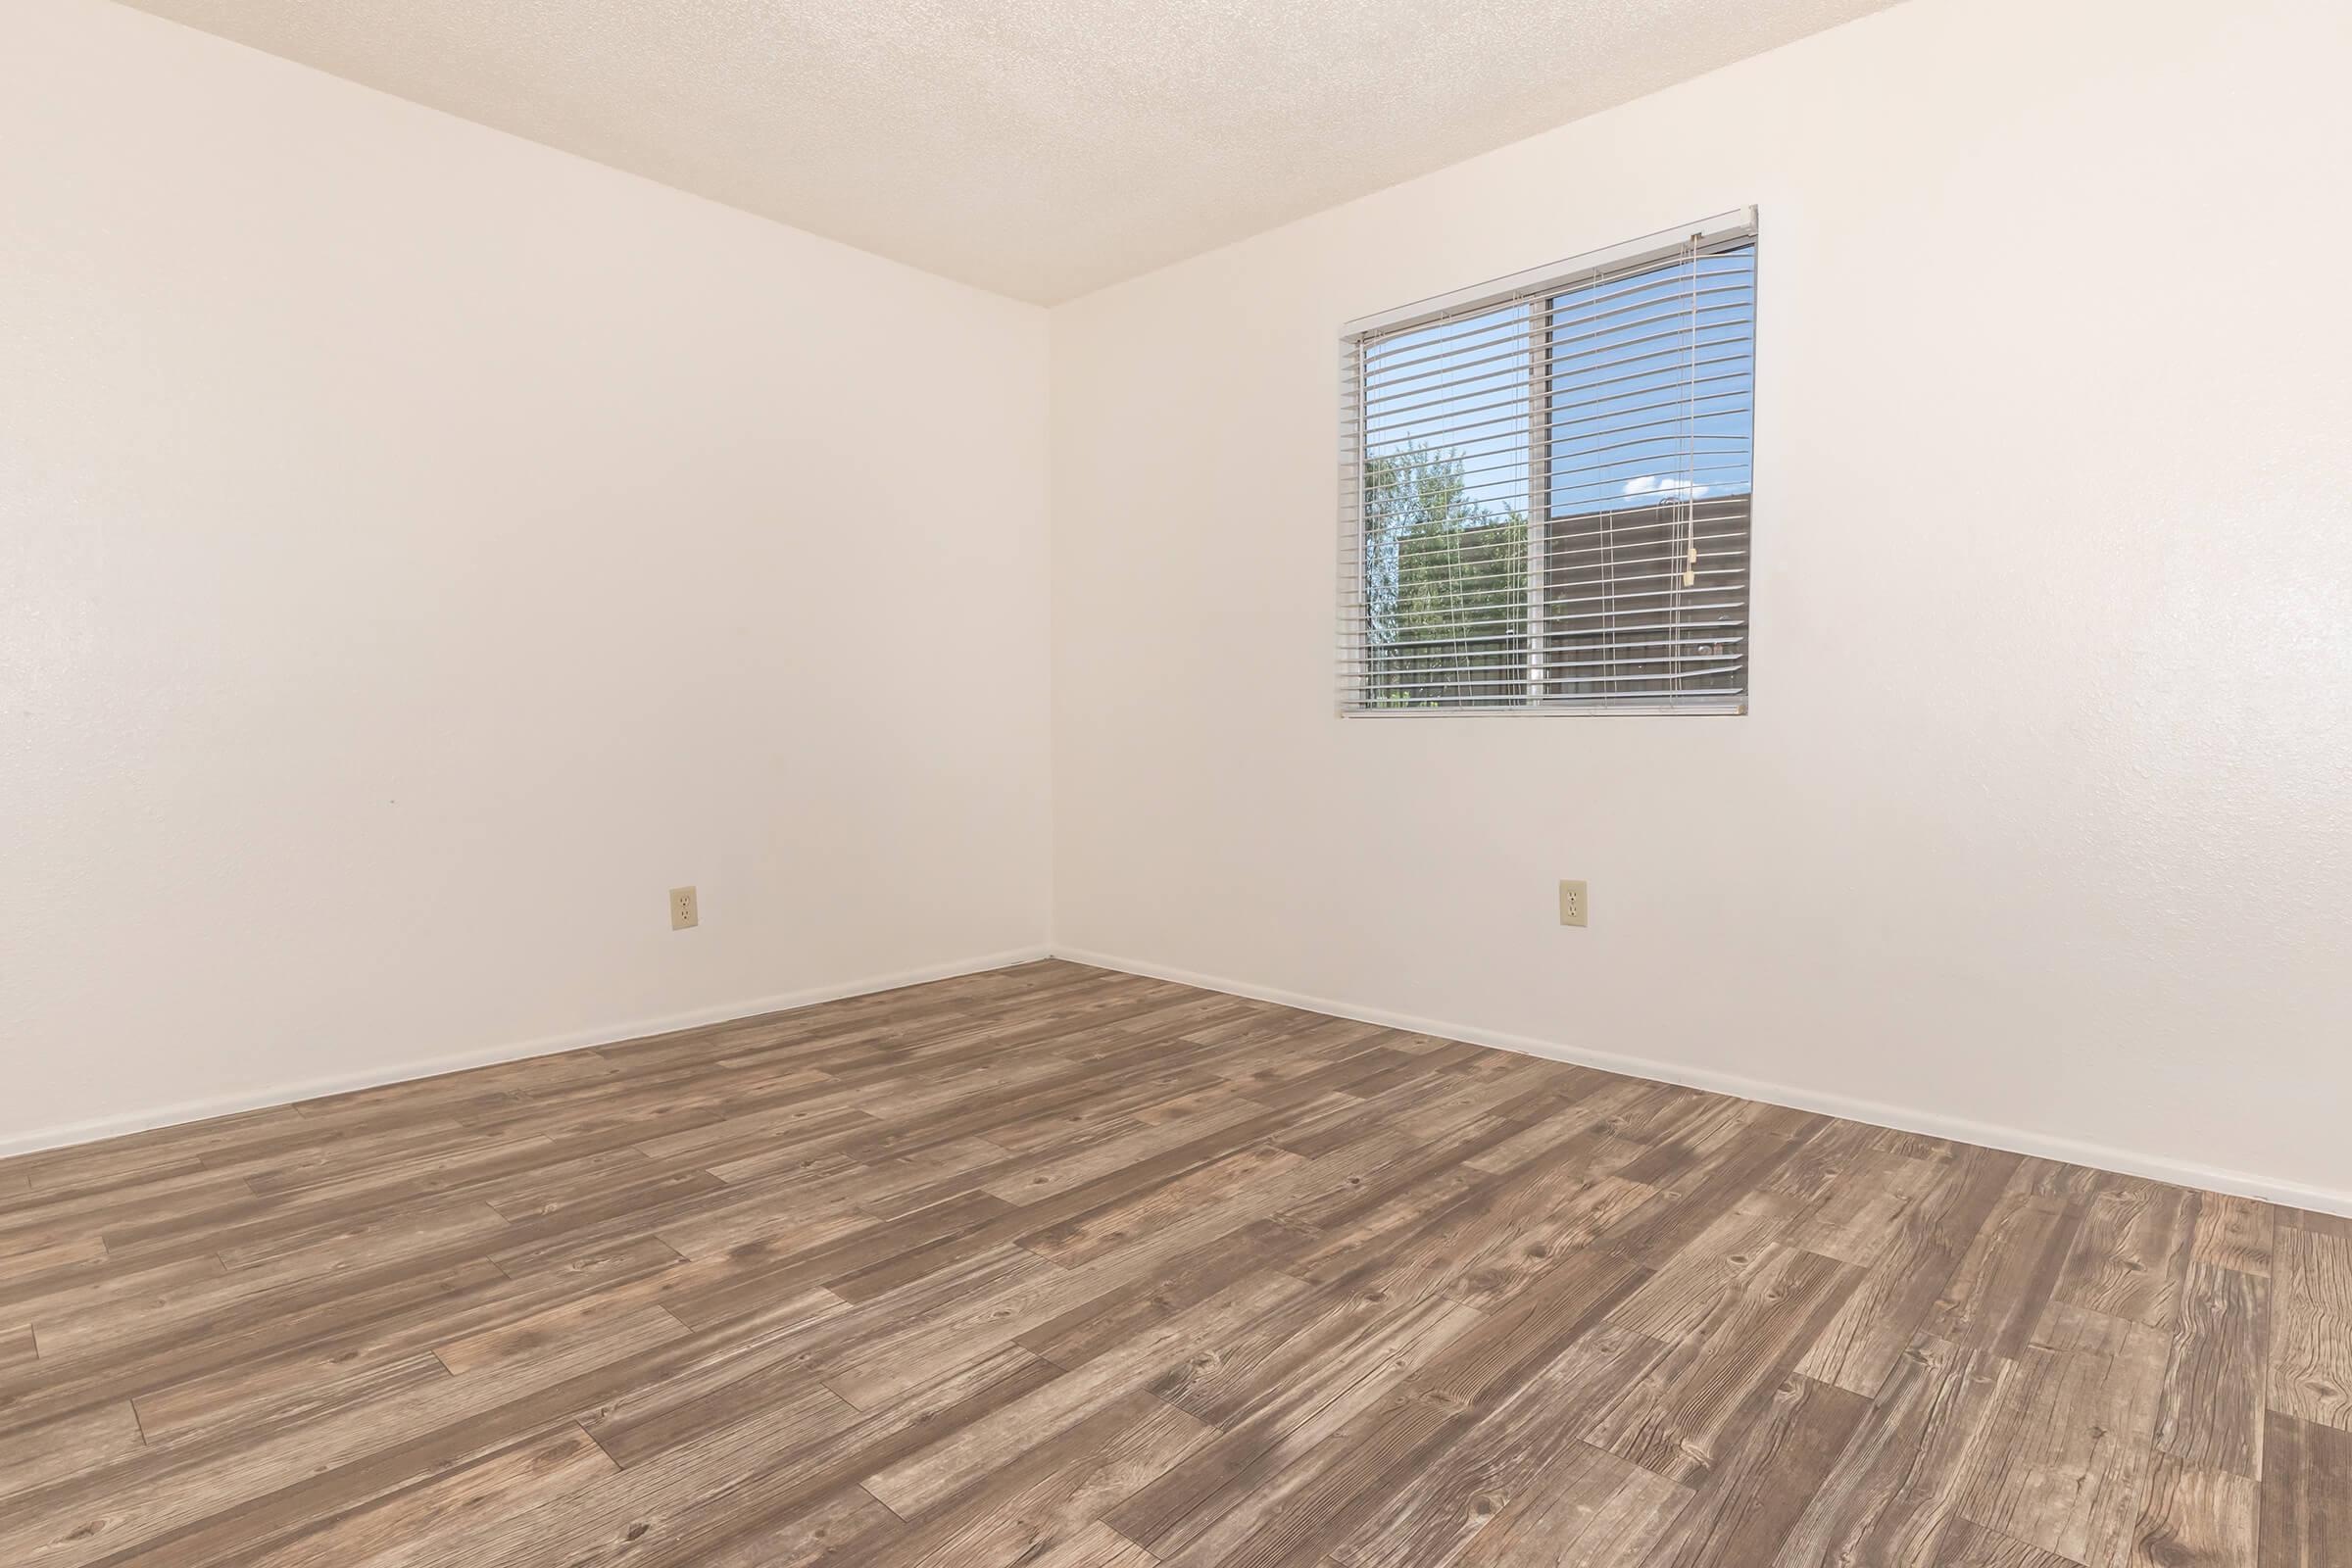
xmin=1338 ymin=208 xmax=1758 ymax=718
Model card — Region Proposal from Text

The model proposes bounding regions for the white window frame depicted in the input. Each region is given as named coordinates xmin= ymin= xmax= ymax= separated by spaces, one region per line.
xmin=1338 ymin=208 xmax=1758 ymax=717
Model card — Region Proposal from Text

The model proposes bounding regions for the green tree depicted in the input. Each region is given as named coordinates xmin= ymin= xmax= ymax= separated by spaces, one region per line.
xmin=1361 ymin=444 xmax=1527 ymax=707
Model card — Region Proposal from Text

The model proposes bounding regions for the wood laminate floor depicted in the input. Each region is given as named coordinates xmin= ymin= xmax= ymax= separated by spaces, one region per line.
xmin=1 ymin=960 xmax=2344 ymax=1566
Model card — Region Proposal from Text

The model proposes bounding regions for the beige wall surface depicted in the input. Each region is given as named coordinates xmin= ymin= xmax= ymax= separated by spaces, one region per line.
xmin=1049 ymin=0 xmax=2352 ymax=1204
xmin=0 ymin=0 xmax=1053 ymax=1149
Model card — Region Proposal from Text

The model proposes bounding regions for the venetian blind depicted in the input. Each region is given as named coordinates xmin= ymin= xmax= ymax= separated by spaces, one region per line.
xmin=1339 ymin=209 xmax=1757 ymax=713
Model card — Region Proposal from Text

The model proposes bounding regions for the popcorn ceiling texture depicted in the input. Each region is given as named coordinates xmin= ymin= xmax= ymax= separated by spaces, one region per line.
xmin=109 ymin=0 xmax=1899 ymax=302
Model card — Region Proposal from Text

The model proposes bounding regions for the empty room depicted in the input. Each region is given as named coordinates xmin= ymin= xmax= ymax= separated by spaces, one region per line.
xmin=4 ymin=0 xmax=2348 ymax=1562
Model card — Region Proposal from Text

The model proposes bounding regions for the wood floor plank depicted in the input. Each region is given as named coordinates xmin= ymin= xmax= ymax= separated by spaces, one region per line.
xmin=0 ymin=1400 xmax=146 ymax=1506
xmin=2154 ymin=1261 xmax=2271 ymax=1479
xmin=1636 ymin=1374 xmax=1871 ymax=1568
xmin=1328 ymin=1328 xmax=1683 ymax=1568
xmin=1013 ymin=1216 xmax=1303 ymax=1371
xmin=1927 ymin=1182 xmax=2086 ymax=1360
xmin=25 ymin=1206 xmax=514 ymax=1366
xmin=1150 ymin=1388 xmax=1460 ymax=1567
xmin=1395 ymin=1244 xmax=1653 ymax=1417
xmin=0 ymin=1242 xmax=677 ymax=1446
xmin=1797 ymin=1143 xmax=2018 ymax=1397
xmin=1599 ymin=1123 xmax=1815 ymax=1271
xmin=0 ymin=1304 xmax=691 ymax=1566
xmin=547 ymin=1347 xmax=1058 ymax=1568
xmin=0 ymin=960 xmax=2328 ymax=1567
xmin=860 ymin=1390 xmax=1213 ymax=1568
xmin=2056 ymin=1176 xmax=2201 ymax=1331
xmin=0 ymin=1235 xmax=109 ymax=1280
xmin=0 ymin=1167 xmax=254 ymax=1260
xmin=1106 ymin=1288 xmax=1488 ymax=1556
xmin=1774 ymin=1335 xmax=2015 ymax=1568
xmin=859 ymin=1266 xmax=1309 ymax=1519
xmin=1788 ymin=1147 xmax=1947 ymax=1265
xmin=1021 ymin=1142 xmax=1306 ymax=1266
xmin=1588 ymin=1244 xmax=1862 ymax=1487
xmin=2194 ymin=1195 xmax=2278 ymax=1278
xmin=134 ymin=1346 xmax=454 ymax=1450
xmin=2130 ymin=1456 xmax=2257 ymax=1568
xmin=2271 ymin=1228 xmax=2352 ymax=1432
xmin=1932 ymin=1518 xmax=2095 ymax=1567
xmin=1446 ymin=1440 xmax=1690 ymax=1568
xmin=1608 ymin=1196 xmax=1801 ymax=1346
xmin=830 ymin=1108 xmax=1297 ymax=1300
xmin=1954 ymin=1299 xmax=2173 ymax=1568
xmin=0 ymin=1251 xmax=230 ymax=1348
xmin=2259 ymin=1409 xmax=2352 ymax=1568
xmin=367 ymin=1375 xmax=880 ymax=1567
xmin=1010 ymin=1520 xmax=1162 ymax=1568
xmin=237 ymin=1423 xmax=620 ymax=1568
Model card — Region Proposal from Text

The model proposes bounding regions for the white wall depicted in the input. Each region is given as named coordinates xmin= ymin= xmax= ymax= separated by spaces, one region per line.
xmin=0 ymin=0 xmax=1052 ymax=1151
xmin=9 ymin=0 xmax=2349 ymax=1207
xmin=1052 ymin=0 xmax=2352 ymax=1206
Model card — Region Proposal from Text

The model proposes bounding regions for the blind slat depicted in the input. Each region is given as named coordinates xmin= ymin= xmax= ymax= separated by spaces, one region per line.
xmin=1344 ymin=532 xmax=1751 ymax=570
xmin=1341 ymin=567 xmax=1751 ymax=616
xmin=1351 ymin=664 xmax=1748 ymax=693
xmin=1362 ymin=355 xmax=1755 ymax=449
xmin=1364 ymin=296 xmax=1754 ymax=396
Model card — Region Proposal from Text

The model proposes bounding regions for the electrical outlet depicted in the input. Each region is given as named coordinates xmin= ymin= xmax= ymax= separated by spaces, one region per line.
xmin=669 ymin=886 xmax=699 ymax=930
xmin=1558 ymin=879 xmax=1588 ymax=927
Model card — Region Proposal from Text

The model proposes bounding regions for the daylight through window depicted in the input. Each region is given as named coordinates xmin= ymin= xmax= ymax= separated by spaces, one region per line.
xmin=1339 ymin=210 xmax=1757 ymax=713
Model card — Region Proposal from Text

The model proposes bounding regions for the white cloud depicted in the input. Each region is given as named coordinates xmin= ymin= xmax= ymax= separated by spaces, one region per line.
xmin=1622 ymin=474 xmax=1711 ymax=498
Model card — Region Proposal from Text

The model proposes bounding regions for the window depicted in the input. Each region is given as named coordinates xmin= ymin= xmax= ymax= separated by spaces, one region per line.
xmin=1339 ymin=210 xmax=1757 ymax=714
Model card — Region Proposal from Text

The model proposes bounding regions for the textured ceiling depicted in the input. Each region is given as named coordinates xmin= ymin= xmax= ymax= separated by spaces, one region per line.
xmin=112 ymin=0 xmax=1901 ymax=303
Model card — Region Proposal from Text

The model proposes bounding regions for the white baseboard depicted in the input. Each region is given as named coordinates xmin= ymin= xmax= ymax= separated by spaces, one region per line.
xmin=0 ymin=946 xmax=1050 ymax=1161
xmin=1052 ymin=945 xmax=2352 ymax=1219
xmin=20 ymin=938 xmax=2341 ymax=1219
